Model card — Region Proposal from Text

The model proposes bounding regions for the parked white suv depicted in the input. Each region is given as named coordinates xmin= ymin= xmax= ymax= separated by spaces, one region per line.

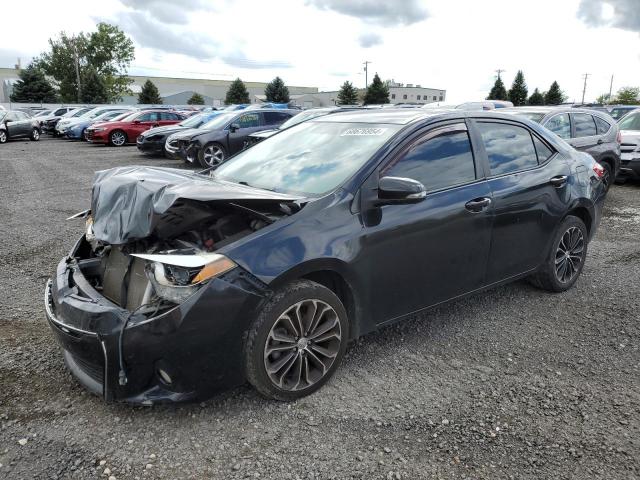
xmin=617 ymin=109 xmax=640 ymax=182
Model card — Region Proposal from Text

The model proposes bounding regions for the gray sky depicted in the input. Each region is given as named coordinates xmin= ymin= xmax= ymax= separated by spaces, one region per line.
xmin=1 ymin=0 xmax=639 ymax=102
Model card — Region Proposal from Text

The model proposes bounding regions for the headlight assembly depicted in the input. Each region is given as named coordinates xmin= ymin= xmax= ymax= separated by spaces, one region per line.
xmin=131 ymin=252 xmax=237 ymax=304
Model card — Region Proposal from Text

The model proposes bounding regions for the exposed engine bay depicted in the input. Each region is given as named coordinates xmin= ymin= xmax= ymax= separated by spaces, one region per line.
xmin=71 ymin=166 xmax=304 ymax=317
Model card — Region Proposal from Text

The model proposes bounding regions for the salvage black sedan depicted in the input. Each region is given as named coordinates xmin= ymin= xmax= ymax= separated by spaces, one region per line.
xmin=45 ymin=110 xmax=606 ymax=404
xmin=165 ymin=109 xmax=296 ymax=167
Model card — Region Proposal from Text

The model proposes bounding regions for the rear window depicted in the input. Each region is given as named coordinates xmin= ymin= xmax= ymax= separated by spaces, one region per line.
xmin=618 ymin=112 xmax=640 ymax=131
xmin=594 ymin=116 xmax=611 ymax=135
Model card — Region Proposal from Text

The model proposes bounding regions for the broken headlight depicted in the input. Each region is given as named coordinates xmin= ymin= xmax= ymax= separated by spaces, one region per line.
xmin=131 ymin=253 xmax=237 ymax=304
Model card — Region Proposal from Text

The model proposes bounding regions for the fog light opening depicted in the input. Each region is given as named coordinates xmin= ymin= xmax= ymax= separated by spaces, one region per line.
xmin=157 ymin=368 xmax=173 ymax=385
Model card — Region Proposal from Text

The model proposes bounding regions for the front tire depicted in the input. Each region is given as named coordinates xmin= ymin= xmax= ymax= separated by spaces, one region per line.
xmin=0 ymin=130 xmax=7 ymax=144
xmin=30 ymin=128 xmax=40 ymax=141
xmin=198 ymin=142 xmax=226 ymax=168
xmin=108 ymin=130 xmax=127 ymax=147
xmin=529 ymin=215 xmax=588 ymax=292
xmin=244 ymin=280 xmax=349 ymax=401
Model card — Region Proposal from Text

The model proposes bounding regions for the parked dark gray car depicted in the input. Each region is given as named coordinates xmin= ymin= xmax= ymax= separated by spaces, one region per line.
xmin=0 ymin=110 xmax=41 ymax=143
xmin=165 ymin=109 xmax=296 ymax=168
xmin=505 ymin=107 xmax=620 ymax=190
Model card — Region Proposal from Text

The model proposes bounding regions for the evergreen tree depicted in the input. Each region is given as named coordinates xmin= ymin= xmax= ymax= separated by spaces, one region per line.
xmin=337 ymin=81 xmax=359 ymax=105
xmin=225 ymin=78 xmax=250 ymax=104
xmin=264 ymin=76 xmax=290 ymax=103
xmin=10 ymin=63 xmax=57 ymax=103
xmin=363 ymin=73 xmax=389 ymax=105
xmin=527 ymin=88 xmax=544 ymax=105
xmin=614 ymin=87 xmax=639 ymax=105
xmin=508 ymin=70 xmax=528 ymax=106
xmin=138 ymin=79 xmax=162 ymax=104
xmin=81 ymin=67 xmax=108 ymax=103
xmin=544 ymin=81 xmax=565 ymax=105
xmin=487 ymin=76 xmax=508 ymax=101
xmin=187 ymin=92 xmax=205 ymax=105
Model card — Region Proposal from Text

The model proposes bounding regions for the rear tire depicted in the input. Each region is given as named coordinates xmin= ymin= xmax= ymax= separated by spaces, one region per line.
xmin=244 ymin=280 xmax=349 ymax=401
xmin=108 ymin=130 xmax=127 ymax=147
xmin=600 ymin=162 xmax=612 ymax=192
xmin=30 ymin=128 xmax=40 ymax=141
xmin=529 ymin=215 xmax=588 ymax=292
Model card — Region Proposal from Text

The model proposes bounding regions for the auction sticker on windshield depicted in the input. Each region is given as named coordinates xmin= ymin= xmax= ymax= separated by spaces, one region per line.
xmin=340 ymin=127 xmax=388 ymax=136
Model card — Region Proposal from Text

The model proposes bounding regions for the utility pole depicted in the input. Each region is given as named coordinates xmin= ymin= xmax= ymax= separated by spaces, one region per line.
xmin=72 ymin=36 xmax=82 ymax=103
xmin=608 ymin=74 xmax=614 ymax=103
xmin=581 ymin=73 xmax=590 ymax=105
xmin=495 ymin=68 xmax=505 ymax=80
xmin=363 ymin=61 xmax=371 ymax=88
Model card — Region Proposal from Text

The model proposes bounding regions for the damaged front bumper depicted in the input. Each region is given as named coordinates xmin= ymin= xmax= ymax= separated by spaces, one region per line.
xmin=45 ymin=236 xmax=268 ymax=404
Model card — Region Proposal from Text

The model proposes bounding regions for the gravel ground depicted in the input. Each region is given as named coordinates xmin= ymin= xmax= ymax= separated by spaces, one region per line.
xmin=0 ymin=136 xmax=639 ymax=480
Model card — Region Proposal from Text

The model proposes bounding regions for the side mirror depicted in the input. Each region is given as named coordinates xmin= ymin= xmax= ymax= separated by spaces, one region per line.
xmin=229 ymin=123 xmax=240 ymax=132
xmin=377 ymin=176 xmax=426 ymax=205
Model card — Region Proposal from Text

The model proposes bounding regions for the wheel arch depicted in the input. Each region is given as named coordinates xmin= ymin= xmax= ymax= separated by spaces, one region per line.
xmin=268 ymin=259 xmax=362 ymax=340
xmin=564 ymin=202 xmax=594 ymax=237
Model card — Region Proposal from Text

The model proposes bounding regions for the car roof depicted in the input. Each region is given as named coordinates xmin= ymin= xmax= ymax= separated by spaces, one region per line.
xmin=504 ymin=106 xmax=614 ymax=118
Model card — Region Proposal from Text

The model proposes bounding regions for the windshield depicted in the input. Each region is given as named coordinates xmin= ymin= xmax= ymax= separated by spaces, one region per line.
xmin=0 ymin=111 xmax=6 ymax=120
xmin=179 ymin=112 xmax=217 ymax=128
xmin=95 ymin=110 xmax=125 ymax=121
xmin=278 ymin=110 xmax=330 ymax=130
xmin=200 ymin=113 xmax=236 ymax=130
xmin=618 ymin=112 xmax=640 ymax=131
xmin=213 ymin=121 xmax=401 ymax=196
xmin=509 ymin=111 xmax=546 ymax=123
xmin=71 ymin=108 xmax=91 ymax=117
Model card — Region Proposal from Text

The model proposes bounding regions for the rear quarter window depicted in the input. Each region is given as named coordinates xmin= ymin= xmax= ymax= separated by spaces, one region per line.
xmin=477 ymin=122 xmax=538 ymax=175
xmin=594 ymin=116 xmax=611 ymax=135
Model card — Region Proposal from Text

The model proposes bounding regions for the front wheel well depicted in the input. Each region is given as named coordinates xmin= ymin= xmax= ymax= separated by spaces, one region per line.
xmin=300 ymin=270 xmax=358 ymax=339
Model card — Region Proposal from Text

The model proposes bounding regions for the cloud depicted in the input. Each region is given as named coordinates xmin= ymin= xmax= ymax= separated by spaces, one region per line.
xmin=358 ymin=32 xmax=382 ymax=48
xmin=306 ymin=0 xmax=428 ymax=26
xmin=102 ymin=11 xmax=291 ymax=69
xmin=119 ymin=0 xmax=215 ymax=25
xmin=577 ymin=0 xmax=640 ymax=33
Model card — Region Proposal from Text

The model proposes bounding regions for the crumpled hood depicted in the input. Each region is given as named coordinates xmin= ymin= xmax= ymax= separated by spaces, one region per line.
xmin=168 ymin=128 xmax=209 ymax=141
xmin=91 ymin=166 xmax=301 ymax=244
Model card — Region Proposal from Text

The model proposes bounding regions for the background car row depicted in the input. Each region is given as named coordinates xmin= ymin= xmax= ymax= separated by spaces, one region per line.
xmin=2 ymin=101 xmax=639 ymax=190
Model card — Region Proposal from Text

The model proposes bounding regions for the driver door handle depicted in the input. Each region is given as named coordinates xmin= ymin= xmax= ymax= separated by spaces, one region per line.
xmin=465 ymin=197 xmax=491 ymax=212
xmin=550 ymin=175 xmax=568 ymax=187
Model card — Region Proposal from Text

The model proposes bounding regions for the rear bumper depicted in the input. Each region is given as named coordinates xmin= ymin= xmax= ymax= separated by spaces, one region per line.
xmin=45 ymin=236 xmax=268 ymax=404
xmin=617 ymin=153 xmax=640 ymax=179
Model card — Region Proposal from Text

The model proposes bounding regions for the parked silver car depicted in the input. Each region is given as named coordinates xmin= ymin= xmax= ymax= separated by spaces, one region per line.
xmin=504 ymin=107 xmax=620 ymax=190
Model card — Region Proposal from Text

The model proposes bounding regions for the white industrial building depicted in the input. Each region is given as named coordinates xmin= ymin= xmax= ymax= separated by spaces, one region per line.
xmin=1 ymin=66 xmax=445 ymax=109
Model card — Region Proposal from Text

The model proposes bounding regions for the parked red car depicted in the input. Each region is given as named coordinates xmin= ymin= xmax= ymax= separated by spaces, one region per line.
xmin=86 ymin=110 xmax=185 ymax=146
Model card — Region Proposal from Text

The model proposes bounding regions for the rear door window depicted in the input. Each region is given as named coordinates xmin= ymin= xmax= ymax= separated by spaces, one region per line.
xmin=573 ymin=113 xmax=597 ymax=137
xmin=594 ymin=116 xmax=611 ymax=135
xmin=477 ymin=122 xmax=538 ymax=175
xmin=544 ymin=113 xmax=571 ymax=139
xmin=382 ymin=123 xmax=476 ymax=191
xmin=264 ymin=112 xmax=291 ymax=125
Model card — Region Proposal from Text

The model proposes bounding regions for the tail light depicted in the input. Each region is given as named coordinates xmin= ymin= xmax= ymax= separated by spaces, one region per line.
xmin=593 ymin=162 xmax=605 ymax=178
xmin=616 ymin=130 xmax=622 ymax=144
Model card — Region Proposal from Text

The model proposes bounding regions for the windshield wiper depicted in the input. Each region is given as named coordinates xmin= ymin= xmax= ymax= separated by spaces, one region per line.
xmin=238 ymin=181 xmax=277 ymax=193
